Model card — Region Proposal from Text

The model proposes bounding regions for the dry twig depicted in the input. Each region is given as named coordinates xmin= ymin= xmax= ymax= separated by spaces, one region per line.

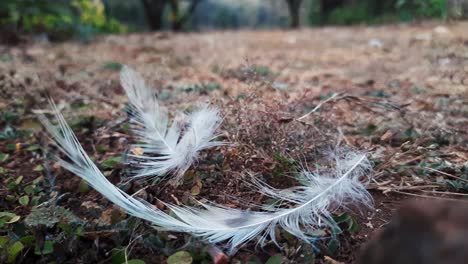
xmin=296 ymin=92 xmax=341 ymax=121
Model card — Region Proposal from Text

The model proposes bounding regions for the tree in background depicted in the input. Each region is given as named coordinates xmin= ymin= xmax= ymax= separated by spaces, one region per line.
xmin=319 ymin=0 xmax=347 ymax=24
xmin=141 ymin=0 xmax=166 ymax=30
xmin=141 ymin=0 xmax=202 ymax=31
xmin=285 ymin=0 xmax=303 ymax=28
xmin=0 ymin=0 xmax=125 ymax=43
xmin=1 ymin=0 xmax=461 ymax=42
xmin=168 ymin=0 xmax=202 ymax=31
xmin=307 ymin=0 xmax=451 ymax=25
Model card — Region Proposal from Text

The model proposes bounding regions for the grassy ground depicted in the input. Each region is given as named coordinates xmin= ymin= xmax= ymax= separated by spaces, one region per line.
xmin=0 ymin=21 xmax=467 ymax=263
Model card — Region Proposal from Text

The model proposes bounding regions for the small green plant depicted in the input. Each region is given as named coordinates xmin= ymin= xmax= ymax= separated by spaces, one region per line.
xmin=272 ymin=152 xmax=299 ymax=177
xmin=25 ymin=206 xmax=81 ymax=228
xmin=0 ymin=212 xmax=20 ymax=228
xmin=103 ymin=61 xmax=123 ymax=71
xmin=101 ymin=156 xmax=124 ymax=169
xmin=0 ymin=111 xmax=23 ymax=140
xmin=167 ymin=251 xmax=192 ymax=264
xmin=3 ymin=240 xmax=24 ymax=263
xmin=250 ymin=65 xmax=274 ymax=77
xmin=441 ymin=165 xmax=468 ymax=192
xmin=4 ymin=175 xmax=48 ymax=207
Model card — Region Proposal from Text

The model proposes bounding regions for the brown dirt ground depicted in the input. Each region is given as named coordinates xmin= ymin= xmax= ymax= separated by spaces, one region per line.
xmin=0 ymin=21 xmax=467 ymax=263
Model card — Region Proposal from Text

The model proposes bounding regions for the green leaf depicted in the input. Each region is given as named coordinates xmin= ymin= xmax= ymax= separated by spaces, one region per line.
xmin=78 ymin=180 xmax=90 ymax=193
xmin=167 ymin=251 xmax=193 ymax=264
xmin=347 ymin=216 xmax=359 ymax=233
xmin=101 ymin=156 xmax=123 ymax=168
xmin=190 ymin=182 xmax=202 ymax=196
xmin=96 ymin=145 xmax=108 ymax=153
xmin=111 ymin=248 xmax=125 ymax=264
xmin=58 ymin=222 xmax=72 ymax=234
xmin=120 ymin=123 xmax=131 ymax=133
xmin=33 ymin=165 xmax=44 ymax=172
xmin=190 ymin=185 xmax=201 ymax=196
xmin=103 ymin=62 xmax=122 ymax=71
xmin=0 ymin=126 xmax=18 ymax=140
xmin=0 ymin=212 xmax=17 ymax=218
xmin=334 ymin=213 xmax=359 ymax=233
xmin=334 ymin=213 xmax=351 ymax=224
xmin=265 ymin=254 xmax=283 ymax=264
xmin=327 ymin=238 xmax=340 ymax=254
xmin=20 ymin=119 xmax=42 ymax=132
xmin=32 ymin=176 xmax=44 ymax=184
xmin=24 ymin=185 xmax=36 ymax=195
xmin=6 ymin=215 xmax=21 ymax=224
xmin=0 ymin=153 xmax=9 ymax=162
xmin=6 ymin=215 xmax=20 ymax=224
xmin=0 ymin=236 xmax=9 ymax=248
xmin=26 ymin=145 xmax=40 ymax=151
xmin=6 ymin=144 xmax=16 ymax=151
xmin=19 ymin=235 xmax=35 ymax=247
xmin=19 ymin=195 xmax=29 ymax=206
xmin=31 ymin=196 xmax=41 ymax=206
xmin=15 ymin=175 xmax=23 ymax=184
xmin=7 ymin=241 xmax=24 ymax=263
xmin=236 ymin=93 xmax=246 ymax=100
xmin=0 ymin=212 xmax=20 ymax=224
xmin=42 ymin=241 xmax=54 ymax=255
xmin=74 ymin=226 xmax=84 ymax=237
xmin=35 ymin=240 xmax=54 ymax=255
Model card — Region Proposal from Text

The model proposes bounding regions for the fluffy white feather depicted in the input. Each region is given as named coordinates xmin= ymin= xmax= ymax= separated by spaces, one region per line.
xmin=37 ymin=101 xmax=184 ymax=228
xmin=39 ymin=103 xmax=372 ymax=255
xmin=120 ymin=66 xmax=224 ymax=184
xmin=166 ymin=151 xmax=373 ymax=254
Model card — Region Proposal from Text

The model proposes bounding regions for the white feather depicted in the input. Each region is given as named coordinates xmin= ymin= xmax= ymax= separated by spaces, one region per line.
xmin=166 ymin=152 xmax=373 ymax=254
xmin=120 ymin=66 xmax=225 ymax=184
xmin=37 ymin=101 xmax=185 ymax=228
xmin=39 ymin=103 xmax=372 ymax=255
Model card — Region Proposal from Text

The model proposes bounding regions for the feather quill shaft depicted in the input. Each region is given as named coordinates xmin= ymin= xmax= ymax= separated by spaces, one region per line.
xmin=40 ymin=103 xmax=372 ymax=255
xmin=120 ymin=66 xmax=225 ymax=184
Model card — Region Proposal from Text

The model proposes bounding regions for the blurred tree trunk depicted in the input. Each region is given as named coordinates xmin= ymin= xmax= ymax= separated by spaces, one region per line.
xmin=141 ymin=0 xmax=202 ymax=31
xmin=169 ymin=0 xmax=202 ymax=31
xmin=102 ymin=0 xmax=111 ymax=19
xmin=169 ymin=0 xmax=180 ymax=30
xmin=0 ymin=7 xmax=21 ymax=44
xmin=141 ymin=0 xmax=167 ymax=31
xmin=285 ymin=0 xmax=302 ymax=28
